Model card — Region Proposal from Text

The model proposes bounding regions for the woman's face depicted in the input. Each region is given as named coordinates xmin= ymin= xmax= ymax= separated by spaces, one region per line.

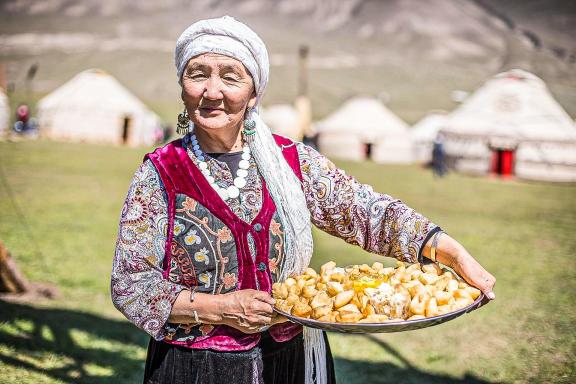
xmin=181 ymin=53 xmax=257 ymax=133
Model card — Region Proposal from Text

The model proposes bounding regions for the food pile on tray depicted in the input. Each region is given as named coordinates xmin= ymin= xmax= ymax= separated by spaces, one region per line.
xmin=272 ymin=261 xmax=481 ymax=323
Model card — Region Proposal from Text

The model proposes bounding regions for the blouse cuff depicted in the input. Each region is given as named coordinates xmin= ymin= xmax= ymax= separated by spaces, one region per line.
xmin=143 ymin=282 xmax=186 ymax=340
xmin=418 ymin=226 xmax=443 ymax=264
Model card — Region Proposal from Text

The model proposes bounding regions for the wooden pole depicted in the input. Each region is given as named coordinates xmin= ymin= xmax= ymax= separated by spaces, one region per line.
xmin=0 ymin=240 xmax=32 ymax=294
xmin=298 ymin=45 xmax=309 ymax=98
xmin=296 ymin=45 xmax=313 ymax=139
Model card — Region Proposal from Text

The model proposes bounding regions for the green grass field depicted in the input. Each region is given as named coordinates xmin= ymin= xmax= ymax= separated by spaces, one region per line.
xmin=0 ymin=140 xmax=575 ymax=383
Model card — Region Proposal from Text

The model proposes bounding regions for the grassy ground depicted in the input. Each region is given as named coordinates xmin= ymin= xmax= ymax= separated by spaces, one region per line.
xmin=0 ymin=140 xmax=574 ymax=383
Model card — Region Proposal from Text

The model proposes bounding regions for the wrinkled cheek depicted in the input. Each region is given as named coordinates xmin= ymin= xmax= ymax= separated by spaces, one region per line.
xmin=182 ymin=93 xmax=197 ymax=106
xmin=226 ymin=95 xmax=251 ymax=115
xmin=181 ymin=84 xmax=202 ymax=107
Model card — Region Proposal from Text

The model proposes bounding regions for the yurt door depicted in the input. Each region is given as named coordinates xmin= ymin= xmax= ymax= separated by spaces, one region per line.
xmin=491 ymin=149 xmax=515 ymax=176
xmin=364 ymin=143 xmax=373 ymax=160
xmin=121 ymin=116 xmax=132 ymax=145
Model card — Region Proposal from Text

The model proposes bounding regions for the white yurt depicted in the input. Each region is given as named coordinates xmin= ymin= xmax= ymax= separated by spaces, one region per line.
xmin=442 ymin=69 xmax=576 ymax=182
xmin=37 ymin=69 xmax=162 ymax=147
xmin=260 ymin=104 xmax=302 ymax=141
xmin=315 ymin=97 xmax=413 ymax=163
xmin=410 ymin=111 xmax=448 ymax=163
xmin=0 ymin=88 xmax=9 ymax=137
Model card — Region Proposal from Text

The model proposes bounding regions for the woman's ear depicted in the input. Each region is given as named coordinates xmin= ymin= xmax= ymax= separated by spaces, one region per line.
xmin=247 ymin=90 xmax=257 ymax=109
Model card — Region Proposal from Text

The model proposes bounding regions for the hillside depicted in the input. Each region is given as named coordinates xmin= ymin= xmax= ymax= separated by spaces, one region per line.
xmin=1 ymin=0 xmax=574 ymax=123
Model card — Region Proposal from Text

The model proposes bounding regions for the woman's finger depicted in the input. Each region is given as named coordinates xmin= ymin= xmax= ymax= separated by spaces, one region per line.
xmin=467 ymin=271 xmax=496 ymax=300
xmin=250 ymin=300 xmax=274 ymax=316
xmin=480 ymin=274 xmax=496 ymax=300
xmin=249 ymin=314 xmax=273 ymax=326
xmin=252 ymin=290 xmax=276 ymax=305
xmin=457 ymin=257 xmax=496 ymax=300
xmin=237 ymin=315 xmax=273 ymax=333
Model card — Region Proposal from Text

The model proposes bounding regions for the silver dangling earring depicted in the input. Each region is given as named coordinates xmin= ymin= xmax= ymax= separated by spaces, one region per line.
xmin=176 ymin=108 xmax=190 ymax=135
xmin=243 ymin=108 xmax=256 ymax=144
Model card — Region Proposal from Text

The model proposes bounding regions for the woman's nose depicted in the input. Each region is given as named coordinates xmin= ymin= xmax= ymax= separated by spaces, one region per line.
xmin=203 ymin=77 xmax=224 ymax=100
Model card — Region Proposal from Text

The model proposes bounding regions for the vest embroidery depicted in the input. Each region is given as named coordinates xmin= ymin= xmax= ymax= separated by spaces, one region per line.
xmin=147 ymin=135 xmax=304 ymax=346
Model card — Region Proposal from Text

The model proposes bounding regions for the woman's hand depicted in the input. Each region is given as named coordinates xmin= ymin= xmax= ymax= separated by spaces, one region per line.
xmin=218 ymin=289 xmax=277 ymax=333
xmin=451 ymin=250 xmax=496 ymax=300
xmin=271 ymin=313 xmax=289 ymax=326
xmin=424 ymin=233 xmax=496 ymax=300
xmin=169 ymin=289 xmax=290 ymax=332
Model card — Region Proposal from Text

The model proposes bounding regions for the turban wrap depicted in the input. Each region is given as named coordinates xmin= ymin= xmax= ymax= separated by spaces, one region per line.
xmin=174 ymin=16 xmax=325 ymax=384
xmin=175 ymin=16 xmax=268 ymax=105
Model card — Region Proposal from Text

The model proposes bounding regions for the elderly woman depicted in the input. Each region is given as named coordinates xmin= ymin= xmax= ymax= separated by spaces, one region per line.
xmin=111 ymin=16 xmax=495 ymax=384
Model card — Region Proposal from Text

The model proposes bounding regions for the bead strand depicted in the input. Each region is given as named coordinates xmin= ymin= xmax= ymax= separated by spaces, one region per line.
xmin=191 ymin=134 xmax=251 ymax=201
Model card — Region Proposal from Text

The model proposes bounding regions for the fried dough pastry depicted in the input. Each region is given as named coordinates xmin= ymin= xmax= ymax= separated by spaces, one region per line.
xmin=273 ymin=260 xmax=482 ymax=323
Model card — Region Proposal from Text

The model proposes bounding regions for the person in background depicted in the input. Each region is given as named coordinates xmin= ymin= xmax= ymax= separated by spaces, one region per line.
xmin=13 ymin=103 xmax=31 ymax=133
xmin=432 ymin=133 xmax=447 ymax=177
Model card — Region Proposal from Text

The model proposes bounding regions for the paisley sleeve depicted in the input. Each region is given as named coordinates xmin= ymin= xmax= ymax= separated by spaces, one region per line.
xmin=111 ymin=160 xmax=185 ymax=340
xmin=297 ymin=143 xmax=439 ymax=263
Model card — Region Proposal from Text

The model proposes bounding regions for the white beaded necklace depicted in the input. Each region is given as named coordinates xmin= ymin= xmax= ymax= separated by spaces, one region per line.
xmin=191 ymin=134 xmax=251 ymax=201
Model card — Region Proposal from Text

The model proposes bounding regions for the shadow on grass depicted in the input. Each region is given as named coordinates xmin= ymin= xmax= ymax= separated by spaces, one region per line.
xmin=0 ymin=300 xmax=148 ymax=384
xmin=0 ymin=301 xmax=499 ymax=384
xmin=333 ymin=334 xmax=500 ymax=384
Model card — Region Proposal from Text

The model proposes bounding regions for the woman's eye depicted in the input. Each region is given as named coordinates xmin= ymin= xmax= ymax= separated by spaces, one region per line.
xmin=187 ymin=72 xmax=206 ymax=80
xmin=223 ymin=76 xmax=238 ymax=82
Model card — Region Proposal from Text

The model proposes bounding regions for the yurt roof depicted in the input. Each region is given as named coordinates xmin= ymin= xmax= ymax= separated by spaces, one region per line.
xmin=38 ymin=69 xmax=152 ymax=114
xmin=443 ymin=69 xmax=576 ymax=141
xmin=410 ymin=111 xmax=448 ymax=142
xmin=260 ymin=104 xmax=300 ymax=139
xmin=315 ymin=97 xmax=409 ymax=140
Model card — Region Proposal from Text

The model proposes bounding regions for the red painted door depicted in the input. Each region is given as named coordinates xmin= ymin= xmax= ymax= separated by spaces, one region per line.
xmin=500 ymin=150 xmax=514 ymax=176
xmin=491 ymin=150 xmax=515 ymax=176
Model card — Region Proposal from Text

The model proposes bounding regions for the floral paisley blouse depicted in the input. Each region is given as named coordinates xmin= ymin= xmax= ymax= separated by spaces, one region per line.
xmin=111 ymin=135 xmax=438 ymax=341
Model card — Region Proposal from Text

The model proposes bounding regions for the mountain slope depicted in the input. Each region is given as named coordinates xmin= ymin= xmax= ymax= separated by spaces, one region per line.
xmin=0 ymin=0 xmax=574 ymax=122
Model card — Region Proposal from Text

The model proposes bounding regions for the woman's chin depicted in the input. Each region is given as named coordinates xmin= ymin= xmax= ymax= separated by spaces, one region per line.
xmin=193 ymin=117 xmax=233 ymax=132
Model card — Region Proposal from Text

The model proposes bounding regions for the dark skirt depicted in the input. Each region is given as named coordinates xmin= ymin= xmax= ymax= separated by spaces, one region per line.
xmin=143 ymin=331 xmax=336 ymax=384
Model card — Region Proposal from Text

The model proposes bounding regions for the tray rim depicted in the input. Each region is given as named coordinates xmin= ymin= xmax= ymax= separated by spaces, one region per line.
xmin=273 ymin=292 xmax=486 ymax=331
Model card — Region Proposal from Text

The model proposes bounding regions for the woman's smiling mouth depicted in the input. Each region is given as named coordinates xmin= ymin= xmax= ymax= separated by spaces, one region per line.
xmin=198 ymin=107 xmax=225 ymax=116
xmin=199 ymin=106 xmax=224 ymax=112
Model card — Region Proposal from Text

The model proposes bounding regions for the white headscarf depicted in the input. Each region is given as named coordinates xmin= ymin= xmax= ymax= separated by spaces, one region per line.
xmin=175 ymin=16 xmax=268 ymax=105
xmin=175 ymin=16 xmax=325 ymax=384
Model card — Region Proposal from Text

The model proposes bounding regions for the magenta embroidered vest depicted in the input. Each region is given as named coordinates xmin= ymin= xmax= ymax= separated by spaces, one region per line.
xmin=145 ymin=134 xmax=303 ymax=351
